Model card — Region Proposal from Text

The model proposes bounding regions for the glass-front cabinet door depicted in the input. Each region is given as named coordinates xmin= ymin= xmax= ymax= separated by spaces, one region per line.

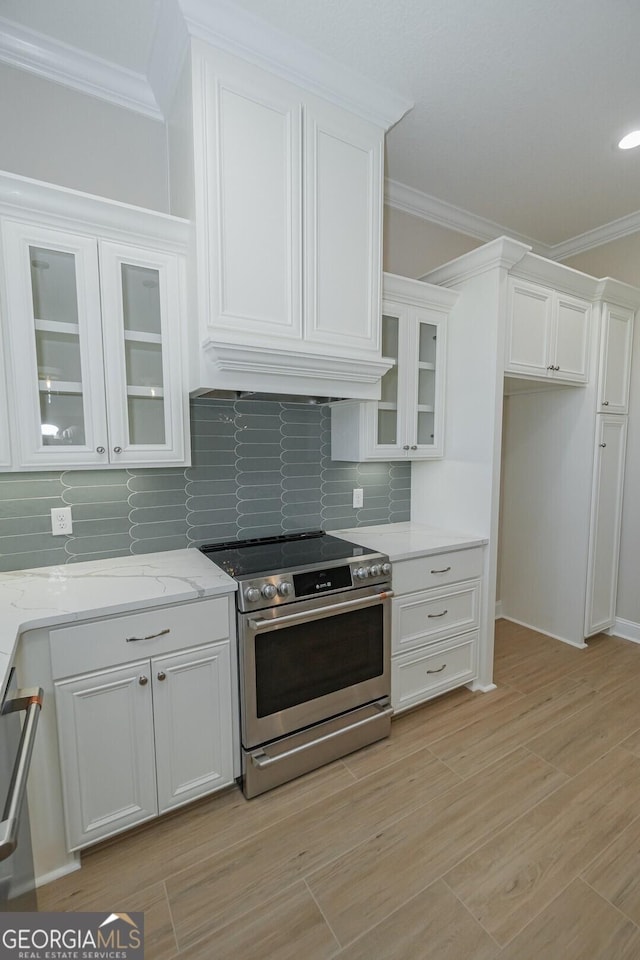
xmin=98 ymin=241 xmax=185 ymax=464
xmin=369 ymin=302 xmax=446 ymax=459
xmin=1 ymin=220 xmax=109 ymax=468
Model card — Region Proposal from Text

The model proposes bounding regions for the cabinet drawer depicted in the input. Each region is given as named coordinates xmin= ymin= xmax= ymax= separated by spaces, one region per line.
xmin=50 ymin=596 xmax=231 ymax=679
xmin=392 ymin=633 xmax=477 ymax=713
xmin=392 ymin=547 xmax=484 ymax=595
xmin=392 ymin=581 xmax=480 ymax=654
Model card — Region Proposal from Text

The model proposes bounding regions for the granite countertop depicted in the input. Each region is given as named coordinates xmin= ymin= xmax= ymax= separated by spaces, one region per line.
xmin=0 ymin=549 xmax=236 ymax=693
xmin=333 ymin=521 xmax=487 ymax=561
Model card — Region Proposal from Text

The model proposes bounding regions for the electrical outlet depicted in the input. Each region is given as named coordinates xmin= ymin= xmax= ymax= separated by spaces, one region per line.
xmin=51 ymin=507 xmax=73 ymax=536
xmin=352 ymin=487 xmax=364 ymax=508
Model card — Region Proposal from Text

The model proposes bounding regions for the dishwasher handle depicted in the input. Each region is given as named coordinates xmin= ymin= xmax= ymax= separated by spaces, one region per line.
xmin=0 ymin=688 xmax=43 ymax=863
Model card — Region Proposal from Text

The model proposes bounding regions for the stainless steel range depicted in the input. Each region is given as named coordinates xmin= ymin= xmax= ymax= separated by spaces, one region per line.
xmin=201 ymin=531 xmax=393 ymax=798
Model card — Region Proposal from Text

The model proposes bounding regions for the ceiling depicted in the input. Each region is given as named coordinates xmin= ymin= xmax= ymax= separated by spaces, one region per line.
xmin=2 ymin=0 xmax=640 ymax=250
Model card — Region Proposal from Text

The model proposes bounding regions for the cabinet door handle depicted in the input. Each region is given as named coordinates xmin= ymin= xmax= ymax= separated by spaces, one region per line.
xmin=547 ymin=365 xmax=554 ymax=370
xmin=96 ymin=446 xmax=105 ymax=454
xmin=113 ymin=446 xmax=122 ymax=454
xmin=427 ymin=609 xmax=448 ymax=619
xmin=600 ymin=442 xmax=607 ymax=448
xmin=402 ymin=444 xmax=410 ymax=450
xmin=126 ymin=628 xmax=171 ymax=643
xmin=426 ymin=663 xmax=447 ymax=674
xmin=555 ymin=365 xmax=560 ymax=371
xmin=410 ymin=445 xmax=418 ymax=450
xmin=602 ymin=400 xmax=609 ymax=405
xmin=157 ymin=671 xmax=166 ymax=681
xmin=138 ymin=676 xmax=148 ymax=686
xmin=430 ymin=566 xmax=451 ymax=574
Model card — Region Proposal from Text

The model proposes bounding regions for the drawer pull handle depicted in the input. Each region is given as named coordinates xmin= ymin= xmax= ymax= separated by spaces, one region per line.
xmin=428 ymin=609 xmax=448 ymax=619
xmin=430 ymin=566 xmax=451 ymax=574
xmin=426 ymin=663 xmax=447 ymax=674
xmin=126 ymin=628 xmax=171 ymax=643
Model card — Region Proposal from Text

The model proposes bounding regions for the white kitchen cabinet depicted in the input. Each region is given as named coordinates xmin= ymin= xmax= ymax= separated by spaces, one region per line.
xmin=0 ymin=314 xmax=12 ymax=469
xmin=330 ymin=274 xmax=456 ymax=461
xmin=178 ymin=44 xmax=389 ymax=399
xmin=390 ymin=547 xmax=483 ymax=712
xmin=50 ymin=597 xmax=235 ymax=851
xmin=585 ymin=416 xmax=628 ymax=637
xmin=505 ymin=277 xmax=591 ymax=383
xmin=597 ymin=303 xmax=634 ymax=414
xmin=1 ymin=220 xmax=187 ymax=469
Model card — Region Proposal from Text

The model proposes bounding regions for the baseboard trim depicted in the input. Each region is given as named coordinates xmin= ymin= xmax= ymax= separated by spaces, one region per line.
xmin=36 ymin=858 xmax=81 ymax=888
xmin=495 ymin=600 xmax=503 ymax=620
xmin=500 ymin=615 xmax=587 ymax=649
xmin=611 ymin=617 xmax=640 ymax=644
xmin=467 ymin=680 xmax=497 ymax=693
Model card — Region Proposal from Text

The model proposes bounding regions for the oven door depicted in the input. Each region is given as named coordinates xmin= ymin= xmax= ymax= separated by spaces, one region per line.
xmin=238 ymin=584 xmax=392 ymax=749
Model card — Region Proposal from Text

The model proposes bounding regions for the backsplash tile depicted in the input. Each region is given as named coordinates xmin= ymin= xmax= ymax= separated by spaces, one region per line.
xmin=0 ymin=398 xmax=411 ymax=572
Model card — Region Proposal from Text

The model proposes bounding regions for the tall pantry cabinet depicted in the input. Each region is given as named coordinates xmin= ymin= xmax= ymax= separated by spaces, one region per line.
xmin=416 ymin=239 xmax=640 ymax=656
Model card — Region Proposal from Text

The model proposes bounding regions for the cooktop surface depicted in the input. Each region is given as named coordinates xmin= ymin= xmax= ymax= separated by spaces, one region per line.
xmin=199 ymin=530 xmax=379 ymax=579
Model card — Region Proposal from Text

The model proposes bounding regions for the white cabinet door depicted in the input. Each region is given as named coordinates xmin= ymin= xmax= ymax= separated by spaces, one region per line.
xmin=99 ymin=241 xmax=186 ymax=464
xmin=505 ymin=279 xmax=553 ymax=377
xmin=598 ymin=304 xmax=634 ymax=414
xmin=204 ymin=53 xmax=302 ymax=342
xmin=304 ymin=99 xmax=382 ymax=356
xmin=152 ymin=642 xmax=234 ymax=814
xmin=406 ymin=306 xmax=447 ymax=458
xmin=552 ymin=293 xmax=591 ymax=383
xmin=505 ymin=279 xmax=591 ymax=383
xmin=585 ymin=416 xmax=627 ymax=636
xmin=1 ymin=220 xmax=109 ymax=468
xmin=55 ymin=661 xmax=158 ymax=851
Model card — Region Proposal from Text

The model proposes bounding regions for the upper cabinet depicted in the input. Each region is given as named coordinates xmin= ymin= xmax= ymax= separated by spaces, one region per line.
xmin=505 ymin=277 xmax=592 ymax=384
xmin=331 ymin=274 xmax=456 ymax=461
xmin=0 ymin=174 xmax=190 ymax=471
xmin=597 ymin=302 xmax=634 ymax=414
xmin=170 ymin=42 xmax=398 ymax=399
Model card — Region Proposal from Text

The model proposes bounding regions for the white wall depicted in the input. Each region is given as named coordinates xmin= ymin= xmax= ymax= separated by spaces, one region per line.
xmin=0 ymin=62 xmax=169 ymax=211
xmin=563 ymin=237 xmax=640 ymax=629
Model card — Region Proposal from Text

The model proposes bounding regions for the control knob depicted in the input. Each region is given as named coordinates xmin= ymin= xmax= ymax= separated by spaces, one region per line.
xmin=244 ymin=586 xmax=261 ymax=603
xmin=277 ymin=581 xmax=293 ymax=597
xmin=354 ymin=566 xmax=370 ymax=580
xmin=381 ymin=562 xmax=392 ymax=575
xmin=261 ymin=583 xmax=278 ymax=600
xmin=369 ymin=564 xmax=382 ymax=577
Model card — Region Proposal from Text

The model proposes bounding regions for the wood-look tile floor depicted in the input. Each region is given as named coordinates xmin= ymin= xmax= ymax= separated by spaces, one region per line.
xmin=39 ymin=620 xmax=640 ymax=959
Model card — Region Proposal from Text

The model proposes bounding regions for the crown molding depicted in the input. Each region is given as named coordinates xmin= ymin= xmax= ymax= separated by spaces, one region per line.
xmin=547 ymin=209 xmax=640 ymax=261
xmin=385 ymin=179 xmax=550 ymax=255
xmin=0 ymin=15 xmax=162 ymax=120
xmin=147 ymin=0 xmax=189 ymax=118
xmin=176 ymin=0 xmax=412 ymax=130
xmin=420 ymin=236 xmax=531 ymax=287
xmin=385 ymin=177 xmax=640 ymax=264
xmin=0 ymin=171 xmax=190 ymax=250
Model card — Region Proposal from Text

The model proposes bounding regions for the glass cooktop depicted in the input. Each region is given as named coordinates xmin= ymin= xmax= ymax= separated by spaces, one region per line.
xmin=199 ymin=530 xmax=379 ymax=579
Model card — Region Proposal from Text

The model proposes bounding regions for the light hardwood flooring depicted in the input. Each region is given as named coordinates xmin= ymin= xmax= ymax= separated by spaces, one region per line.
xmin=39 ymin=620 xmax=640 ymax=959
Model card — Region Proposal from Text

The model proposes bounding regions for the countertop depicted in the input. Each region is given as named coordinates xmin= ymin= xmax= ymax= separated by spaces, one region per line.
xmin=333 ymin=521 xmax=487 ymax=561
xmin=0 ymin=549 xmax=236 ymax=693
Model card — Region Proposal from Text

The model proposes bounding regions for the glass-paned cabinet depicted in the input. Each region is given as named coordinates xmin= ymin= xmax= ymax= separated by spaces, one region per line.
xmin=331 ymin=273 xmax=455 ymax=461
xmin=1 ymin=220 xmax=187 ymax=469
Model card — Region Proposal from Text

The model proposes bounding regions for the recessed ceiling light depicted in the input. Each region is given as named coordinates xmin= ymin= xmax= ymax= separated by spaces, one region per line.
xmin=618 ymin=130 xmax=640 ymax=150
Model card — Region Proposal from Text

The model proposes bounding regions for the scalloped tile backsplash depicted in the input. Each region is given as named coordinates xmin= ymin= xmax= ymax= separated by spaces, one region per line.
xmin=0 ymin=398 xmax=411 ymax=572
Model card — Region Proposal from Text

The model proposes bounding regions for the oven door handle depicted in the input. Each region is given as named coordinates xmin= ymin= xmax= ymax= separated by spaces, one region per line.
xmin=0 ymin=688 xmax=43 ymax=863
xmin=250 ymin=702 xmax=394 ymax=769
xmin=248 ymin=590 xmax=394 ymax=632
